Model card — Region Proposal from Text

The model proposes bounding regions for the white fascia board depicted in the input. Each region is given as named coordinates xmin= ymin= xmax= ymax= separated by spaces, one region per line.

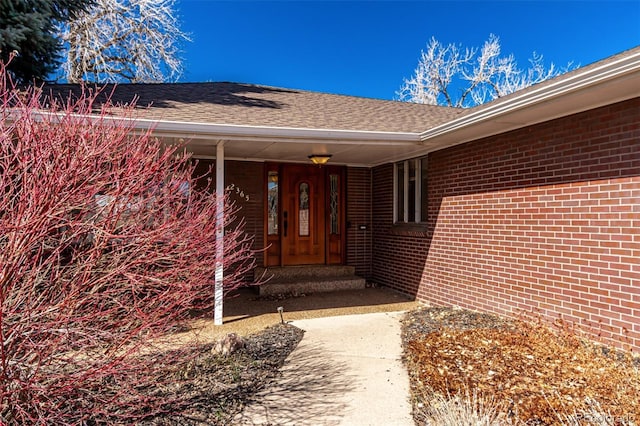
xmin=139 ymin=119 xmax=421 ymax=145
xmin=8 ymin=107 xmax=421 ymax=146
xmin=420 ymin=50 xmax=640 ymax=142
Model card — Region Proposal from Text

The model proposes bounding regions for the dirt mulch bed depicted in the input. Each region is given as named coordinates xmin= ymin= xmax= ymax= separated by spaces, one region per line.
xmin=141 ymin=323 xmax=304 ymax=425
xmin=402 ymin=307 xmax=640 ymax=425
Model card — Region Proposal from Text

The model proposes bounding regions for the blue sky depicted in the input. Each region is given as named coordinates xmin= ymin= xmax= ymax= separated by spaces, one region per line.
xmin=176 ymin=1 xmax=640 ymax=100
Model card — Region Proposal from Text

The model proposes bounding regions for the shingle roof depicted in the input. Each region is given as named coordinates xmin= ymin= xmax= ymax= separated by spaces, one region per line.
xmin=43 ymin=46 xmax=639 ymax=137
xmin=45 ymin=82 xmax=464 ymax=133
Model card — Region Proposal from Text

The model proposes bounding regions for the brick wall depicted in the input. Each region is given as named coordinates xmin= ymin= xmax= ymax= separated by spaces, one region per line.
xmin=346 ymin=167 xmax=372 ymax=279
xmin=371 ymin=165 xmax=430 ymax=295
xmin=372 ymin=98 xmax=640 ymax=351
xmin=193 ymin=159 xmax=265 ymax=267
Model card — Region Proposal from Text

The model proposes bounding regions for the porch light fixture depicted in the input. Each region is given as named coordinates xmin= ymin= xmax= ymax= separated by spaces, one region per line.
xmin=308 ymin=154 xmax=332 ymax=165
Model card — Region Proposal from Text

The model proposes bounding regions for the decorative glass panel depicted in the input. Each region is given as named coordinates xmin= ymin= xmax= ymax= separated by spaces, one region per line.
xmin=299 ymin=182 xmax=309 ymax=236
xmin=330 ymin=174 xmax=339 ymax=234
xmin=267 ymin=172 xmax=278 ymax=235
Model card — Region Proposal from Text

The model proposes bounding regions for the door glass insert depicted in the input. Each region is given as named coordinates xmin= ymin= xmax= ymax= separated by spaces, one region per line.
xmin=299 ymin=182 xmax=309 ymax=236
xmin=329 ymin=174 xmax=339 ymax=234
xmin=267 ymin=171 xmax=278 ymax=235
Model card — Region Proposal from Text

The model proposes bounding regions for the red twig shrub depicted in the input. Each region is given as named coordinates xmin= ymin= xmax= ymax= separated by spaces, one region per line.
xmin=0 ymin=59 xmax=256 ymax=423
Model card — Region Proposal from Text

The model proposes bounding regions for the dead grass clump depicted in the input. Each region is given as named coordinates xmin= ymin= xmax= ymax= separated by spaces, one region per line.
xmin=418 ymin=389 xmax=512 ymax=426
xmin=403 ymin=307 xmax=640 ymax=425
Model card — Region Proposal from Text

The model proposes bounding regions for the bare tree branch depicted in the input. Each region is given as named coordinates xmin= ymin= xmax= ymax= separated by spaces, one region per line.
xmin=59 ymin=0 xmax=190 ymax=83
xmin=398 ymin=34 xmax=575 ymax=108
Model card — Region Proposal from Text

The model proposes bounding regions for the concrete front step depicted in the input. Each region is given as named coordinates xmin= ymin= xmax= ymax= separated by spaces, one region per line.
xmin=254 ymin=265 xmax=356 ymax=281
xmin=254 ymin=265 xmax=366 ymax=295
xmin=258 ymin=276 xmax=366 ymax=296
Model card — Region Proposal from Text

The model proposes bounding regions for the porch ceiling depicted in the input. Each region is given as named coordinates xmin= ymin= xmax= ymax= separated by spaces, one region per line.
xmin=149 ymin=120 xmax=429 ymax=166
xmin=182 ymin=134 xmax=425 ymax=167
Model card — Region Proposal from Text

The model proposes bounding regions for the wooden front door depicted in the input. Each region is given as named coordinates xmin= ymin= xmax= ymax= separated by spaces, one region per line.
xmin=264 ymin=163 xmax=345 ymax=267
xmin=281 ymin=164 xmax=325 ymax=265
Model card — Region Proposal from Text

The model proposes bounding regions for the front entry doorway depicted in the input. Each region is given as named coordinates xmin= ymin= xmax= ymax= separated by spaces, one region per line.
xmin=265 ymin=163 xmax=345 ymax=266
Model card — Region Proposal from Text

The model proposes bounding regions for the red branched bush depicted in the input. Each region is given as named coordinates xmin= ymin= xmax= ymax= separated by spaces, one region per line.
xmin=0 ymin=58 xmax=256 ymax=423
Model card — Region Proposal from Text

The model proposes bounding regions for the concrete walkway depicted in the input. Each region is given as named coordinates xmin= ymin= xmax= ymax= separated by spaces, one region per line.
xmin=235 ymin=311 xmax=414 ymax=426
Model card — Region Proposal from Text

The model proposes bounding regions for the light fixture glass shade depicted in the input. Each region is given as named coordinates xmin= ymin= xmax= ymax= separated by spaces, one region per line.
xmin=308 ymin=154 xmax=332 ymax=165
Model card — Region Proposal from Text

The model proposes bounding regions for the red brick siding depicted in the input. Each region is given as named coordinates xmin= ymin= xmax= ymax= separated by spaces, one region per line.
xmin=194 ymin=159 xmax=265 ymax=267
xmin=346 ymin=167 xmax=372 ymax=279
xmin=371 ymin=165 xmax=427 ymax=296
xmin=227 ymin=161 xmax=264 ymax=267
xmin=373 ymin=98 xmax=640 ymax=351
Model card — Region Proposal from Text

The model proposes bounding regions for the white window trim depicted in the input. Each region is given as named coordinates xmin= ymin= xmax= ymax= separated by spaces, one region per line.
xmin=393 ymin=162 xmax=398 ymax=223
xmin=393 ymin=158 xmax=425 ymax=224
xmin=415 ymin=163 xmax=421 ymax=222
xmin=403 ymin=162 xmax=409 ymax=222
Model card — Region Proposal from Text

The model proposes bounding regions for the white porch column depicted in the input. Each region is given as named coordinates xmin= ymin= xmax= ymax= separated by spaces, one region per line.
xmin=214 ymin=141 xmax=225 ymax=325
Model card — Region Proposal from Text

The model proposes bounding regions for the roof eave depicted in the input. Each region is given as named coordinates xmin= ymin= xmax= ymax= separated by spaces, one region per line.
xmin=418 ymin=49 xmax=640 ymax=152
xmin=142 ymin=119 xmax=422 ymax=145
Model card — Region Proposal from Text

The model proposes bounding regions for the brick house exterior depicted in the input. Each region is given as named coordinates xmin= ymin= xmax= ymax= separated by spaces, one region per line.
xmin=372 ymin=98 xmax=640 ymax=350
xmin=47 ymin=47 xmax=640 ymax=350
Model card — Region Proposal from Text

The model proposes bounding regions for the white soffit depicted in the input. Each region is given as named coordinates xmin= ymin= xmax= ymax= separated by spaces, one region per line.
xmin=185 ymin=137 xmax=428 ymax=167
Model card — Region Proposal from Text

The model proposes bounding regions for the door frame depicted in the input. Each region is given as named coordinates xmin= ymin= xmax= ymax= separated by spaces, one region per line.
xmin=263 ymin=162 xmax=346 ymax=267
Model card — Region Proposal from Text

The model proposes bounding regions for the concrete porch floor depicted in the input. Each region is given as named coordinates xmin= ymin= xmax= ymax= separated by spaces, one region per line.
xmin=177 ymin=286 xmax=419 ymax=343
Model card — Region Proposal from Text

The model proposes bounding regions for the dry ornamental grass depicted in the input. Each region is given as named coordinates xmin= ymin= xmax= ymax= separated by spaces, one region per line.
xmin=402 ymin=307 xmax=640 ymax=425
